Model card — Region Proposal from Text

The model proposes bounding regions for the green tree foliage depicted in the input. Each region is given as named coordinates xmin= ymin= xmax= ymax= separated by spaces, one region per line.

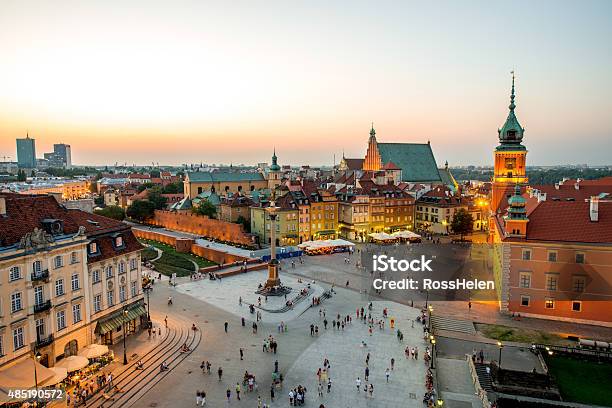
xmin=451 ymin=167 xmax=612 ymax=184
xmin=161 ymin=182 xmax=183 ymax=194
xmin=236 ymin=215 xmax=250 ymax=232
xmin=191 ymin=200 xmax=217 ymax=218
xmin=149 ymin=169 xmax=160 ymax=178
xmin=94 ymin=195 xmax=105 ymax=206
xmin=17 ymin=169 xmax=27 ymax=181
xmin=137 ymin=182 xmax=154 ymax=193
xmin=45 ymin=167 xmax=99 ymax=177
xmin=450 ymin=208 xmax=474 ymax=240
xmin=126 ymin=200 xmax=156 ymax=221
xmin=147 ymin=186 xmax=168 ymax=210
xmin=94 ymin=205 xmax=126 ymax=221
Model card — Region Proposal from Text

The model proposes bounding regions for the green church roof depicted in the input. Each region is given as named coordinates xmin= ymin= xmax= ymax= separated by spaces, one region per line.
xmin=497 ymin=72 xmax=526 ymax=151
xmin=377 ymin=142 xmax=441 ymax=183
xmin=187 ymin=171 xmax=265 ymax=183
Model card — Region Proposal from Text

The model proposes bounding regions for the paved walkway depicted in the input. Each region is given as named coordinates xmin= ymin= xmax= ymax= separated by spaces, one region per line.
xmin=436 ymin=358 xmax=481 ymax=408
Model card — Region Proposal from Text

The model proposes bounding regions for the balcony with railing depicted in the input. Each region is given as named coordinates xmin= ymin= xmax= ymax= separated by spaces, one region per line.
xmin=36 ymin=334 xmax=54 ymax=348
xmin=33 ymin=300 xmax=52 ymax=314
xmin=31 ymin=270 xmax=50 ymax=283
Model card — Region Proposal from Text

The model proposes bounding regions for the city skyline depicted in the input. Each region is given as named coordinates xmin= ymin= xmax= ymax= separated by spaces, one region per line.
xmin=1 ymin=0 xmax=611 ymax=166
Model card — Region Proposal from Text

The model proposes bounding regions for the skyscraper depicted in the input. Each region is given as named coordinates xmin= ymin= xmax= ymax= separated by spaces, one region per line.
xmin=16 ymin=133 xmax=36 ymax=168
xmin=53 ymin=143 xmax=72 ymax=168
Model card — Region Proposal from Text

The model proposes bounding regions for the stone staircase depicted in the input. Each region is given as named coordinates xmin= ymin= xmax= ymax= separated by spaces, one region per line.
xmin=257 ymin=289 xmax=310 ymax=313
xmin=474 ymin=362 xmax=494 ymax=392
xmin=431 ymin=315 xmax=477 ymax=335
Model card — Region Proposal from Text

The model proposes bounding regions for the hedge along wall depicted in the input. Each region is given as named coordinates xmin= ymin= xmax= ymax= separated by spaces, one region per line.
xmin=148 ymin=210 xmax=253 ymax=247
xmin=133 ymin=228 xmax=253 ymax=266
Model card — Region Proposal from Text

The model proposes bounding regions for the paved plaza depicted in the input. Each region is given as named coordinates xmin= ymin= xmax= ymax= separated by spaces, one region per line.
xmin=133 ymin=264 xmax=431 ymax=408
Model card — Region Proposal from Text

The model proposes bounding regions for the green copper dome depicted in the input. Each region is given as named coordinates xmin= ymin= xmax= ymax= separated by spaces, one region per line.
xmin=497 ymin=73 xmax=526 ymax=151
xmin=269 ymin=149 xmax=281 ymax=171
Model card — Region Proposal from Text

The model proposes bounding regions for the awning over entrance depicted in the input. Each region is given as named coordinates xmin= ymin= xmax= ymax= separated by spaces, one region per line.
xmin=95 ymin=302 xmax=146 ymax=335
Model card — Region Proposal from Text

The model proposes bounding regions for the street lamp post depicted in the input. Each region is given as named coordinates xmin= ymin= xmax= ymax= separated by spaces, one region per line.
xmin=430 ymin=337 xmax=436 ymax=369
xmin=428 ymin=305 xmax=433 ymax=333
xmin=33 ymin=351 xmax=41 ymax=402
xmin=497 ymin=341 xmax=503 ymax=368
xmin=143 ymin=285 xmax=152 ymax=326
xmin=122 ymin=308 xmax=129 ymax=365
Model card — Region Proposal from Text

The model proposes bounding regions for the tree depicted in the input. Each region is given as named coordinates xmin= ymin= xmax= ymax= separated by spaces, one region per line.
xmin=137 ymin=182 xmax=154 ymax=193
xmin=94 ymin=205 xmax=125 ymax=221
xmin=161 ymin=182 xmax=182 ymax=194
xmin=30 ymin=169 xmax=36 ymax=177
xmin=236 ymin=215 xmax=250 ymax=232
xmin=191 ymin=200 xmax=217 ymax=218
xmin=149 ymin=169 xmax=160 ymax=178
xmin=94 ymin=195 xmax=105 ymax=206
xmin=17 ymin=169 xmax=26 ymax=181
xmin=450 ymin=208 xmax=474 ymax=241
xmin=147 ymin=186 xmax=168 ymax=210
xmin=126 ymin=200 xmax=156 ymax=222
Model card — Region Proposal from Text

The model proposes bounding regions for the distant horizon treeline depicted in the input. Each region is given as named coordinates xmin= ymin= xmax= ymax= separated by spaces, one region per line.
xmin=452 ymin=167 xmax=612 ymax=185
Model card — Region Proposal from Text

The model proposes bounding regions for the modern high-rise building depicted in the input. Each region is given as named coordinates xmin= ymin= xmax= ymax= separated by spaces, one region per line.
xmin=16 ymin=134 xmax=36 ymax=169
xmin=53 ymin=143 xmax=72 ymax=168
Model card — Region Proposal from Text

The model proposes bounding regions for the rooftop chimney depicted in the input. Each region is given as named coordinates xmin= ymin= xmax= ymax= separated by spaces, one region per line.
xmin=590 ymin=196 xmax=599 ymax=222
xmin=574 ymin=182 xmax=580 ymax=190
xmin=554 ymin=183 xmax=559 ymax=190
xmin=0 ymin=197 xmax=6 ymax=216
xmin=538 ymin=192 xmax=547 ymax=202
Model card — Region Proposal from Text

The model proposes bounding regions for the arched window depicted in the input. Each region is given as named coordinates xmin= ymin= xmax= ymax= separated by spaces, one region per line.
xmin=64 ymin=340 xmax=78 ymax=357
xmin=33 ymin=260 xmax=42 ymax=273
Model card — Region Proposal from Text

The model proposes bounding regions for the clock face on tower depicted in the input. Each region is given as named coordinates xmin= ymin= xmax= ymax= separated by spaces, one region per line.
xmin=505 ymin=157 xmax=516 ymax=170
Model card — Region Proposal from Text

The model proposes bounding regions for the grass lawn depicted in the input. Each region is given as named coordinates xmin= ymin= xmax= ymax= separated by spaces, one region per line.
xmin=546 ymin=355 xmax=612 ymax=406
xmin=138 ymin=238 xmax=216 ymax=268
xmin=141 ymin=247 xmax=159 ymax=262
xmin=476 ymin=323 xmax=572 ymax=346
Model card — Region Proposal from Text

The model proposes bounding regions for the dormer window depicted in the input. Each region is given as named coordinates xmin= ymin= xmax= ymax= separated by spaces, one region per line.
xmin=115 ymin=236 xmax=123 ymax=247
xmin=89 ymin=242 xmax=99 ymax=255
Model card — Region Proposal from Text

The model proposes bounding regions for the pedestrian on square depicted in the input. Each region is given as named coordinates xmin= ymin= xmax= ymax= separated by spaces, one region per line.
xmin=391 ymin=357 xmax=395 ymax=370
xmin=289 ymin=389 xmax=294 ymax=405
xmin=240 ymin=348 xmax=244 ymax=360
xmin=235 ymin=383 xmax=241 ymax=400
xmin=164 ymin=316 xmax=168 ymax=327
xmin=226 ymin=389 xmax=231 ymax=403
xmin=201 ymin=390 xmax=206 ymax=405
xmin=327 ymin=378 xmax=332 ymax=393
xmin=274 ymin=360 xmax=279 ymax=372
xmin=365 ymin=366 xmax=369 ymax=381
xmin=385 ymin=368 xmax=390 ymax=382
xmin=158 ymin=327 xmax=161 ymax=336
xmin=270 ymin=385 xmax=275 ymax=401
xmin=253 ymin=322 xmax=258 ymax=334
xmin=224 ymin=321 xmax=228 ymax=332
xmin=218 ymin=366 xmax=223 ymax=381
xmin=368 ymin=383 xmax=374 ymax=398
xmin=323 ymin=319 xmax=328 ymax=329
xmin=318 ymin=381 xmax=323 ymax=396
xmin=196 ymin=390 xmax=202 ymax=406
xmin=356 ymin=377 xmax=361 ymax=392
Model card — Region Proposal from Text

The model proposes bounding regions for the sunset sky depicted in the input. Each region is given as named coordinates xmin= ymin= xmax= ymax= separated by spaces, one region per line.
xmin=0 ymin=0 xmax=611 ymax=166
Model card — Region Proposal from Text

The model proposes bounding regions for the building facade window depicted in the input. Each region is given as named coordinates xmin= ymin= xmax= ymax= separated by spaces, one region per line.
xmin=572 ymin=301 xmax=582 ymax=312
xmin=13 ymin=327 xmax=24 ymax=350
xmin=118 ymin=261 xmax=126 ymax=274
xmin=55 ymin=279 xmax=65 ymax=297
xmin=54 ymin=255 xmax=63 ymax=269
xmin=34 ymin=286 xmax=43 ymax=305
xmin=115 ymin=236 xmax=123 ymax=247
xmin=545 ymin=275 xmax=558 ymax=291
xmin=9 ymin=266 xmax=22 ymax=281
xmin=573 ymin=277 xmax=586 ymax=292
xmin=89 ymin=242 xmax=98 ymax=254
xmin=106 ymin=266 xmax=114 ymax=279
xmin=519 ymin=273 xmax=531 ymax=288
xmin=72 ymin=304 xmax=82 ymax=323
xmin=547 ymin=251 xmax=557 ymax=262
xmin=130 ymin=258 xmax=138 ymax=270
xmin=520 ymin=295 xmax=530 ymax=307
xmin=56 ymin=310 xmax=66 ymax=331
xmin=93 ymin=294 xmax=102 ymax=313
xmin=521 ymin=249 xmax=531 ymax=260
xmin=107 ymin=291 xmax=114 ymax=307
xmin=71 ymin=274 xmax=80 ymax=291
xmin=11 ymin=292 xmax=23 ymax=313
xmin=119 ymin=285 xmax=126 ymax=303
xmin=92 ymin=269 xmax=101 ymax=284
xmin=575 ymin=253 xmax=585 ymax=264
xmin=0 ymin=335 xmax=4 ymax=356
xmin=545 ymin=298 xmax=555 ymax=309
xmin=35 ymin=318 xmax=45 ymax=339
xmin=131 ymin=281 xmax=137 ymax=297
xmin=33 ymin=260 xmax=42 ymax=273
xmin=70 ymin=251 xmax=79 ymax=264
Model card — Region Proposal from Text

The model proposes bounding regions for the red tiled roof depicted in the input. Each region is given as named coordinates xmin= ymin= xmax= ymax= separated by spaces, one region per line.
xmin=518 ymin=201 xmax=612 ymax=243
xmin=382 ymin=161 xmax=401 ymax=170
xmin=343 ymin=158 xmax=364 ymax=171
xmin=529 ymin=183 xmax=611 ymax=202
xmin=0 ymin=193 xmax=142 ymax=261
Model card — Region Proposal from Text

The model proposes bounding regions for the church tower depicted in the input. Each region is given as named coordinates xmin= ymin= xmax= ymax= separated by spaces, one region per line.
xmin=491 ymin=73 xmax=528 ymax=212
xmin=267 ymin=149 xmax=282 ymax=190
xmin=363 ymin=123 xmax=382 ymax=171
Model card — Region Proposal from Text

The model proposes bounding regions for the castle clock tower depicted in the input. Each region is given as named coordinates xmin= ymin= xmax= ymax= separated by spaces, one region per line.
xmin=363 ymin=123 xmax=382 ymax=171
xmin=491 ymin=73 xmax=528 ymax=212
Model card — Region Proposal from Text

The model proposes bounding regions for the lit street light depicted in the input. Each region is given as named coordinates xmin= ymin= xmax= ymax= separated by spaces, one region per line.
xmin=143 ymin=284 xmax=152 ymax=327
xmin=430 ymin=337 xmax=437 ymax=369
xmin=33 ymin=351 xmax=41 ymax=401
xmin=497 ymin=340 xmax=504 ymax=368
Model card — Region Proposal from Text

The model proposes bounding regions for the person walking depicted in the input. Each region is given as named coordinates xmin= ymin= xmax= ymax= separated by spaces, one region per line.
xmin=317 ymin=381 xmax=323 ymax=397
xmin=224 ymin=321 xmax=228 ymax=333
xmin=385 ymin=368 xmax=390 ymax=382
xmin=368 ymin=383 xmax=374 ymax=398
xmin=356 ymin=377 xmax=361 ymax=392
xmin=226 ymin=389 xmax=231 ymax=403
xmin=196 ymin=390 xmax=202 ymax=406
xmin=218 ymin=366 xmax=223 ymax=381
xmin=270 ymin=385 xmax=275 ymax=401
xmin=365 ymin=366 xmax=369 ymax=381
xmin=235 ymin=383 xmax=241 ymax=400
xmin=391 ymin=357 xmax=395 ymax=370
xmin=240 ymin=348 xmax=244 ymax=360
xmin=327 ymin=378 xmax=332 ymax=393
